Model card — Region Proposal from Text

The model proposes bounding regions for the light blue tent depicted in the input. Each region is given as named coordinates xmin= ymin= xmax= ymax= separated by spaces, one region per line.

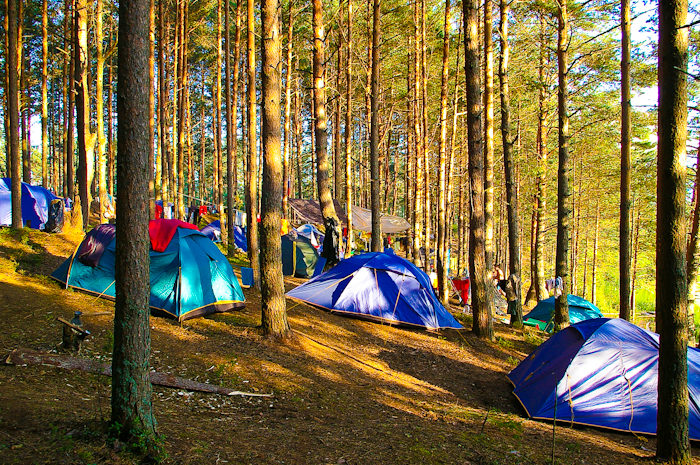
xmin=523 ymin=294 xmax=603 ymax=332
xmin=0 ymin=178 xmax=61 ymax=229
xmin=52 ymin=219 xmax=245 ymax=321
xmin=508 ymin=318 xmax=700 ymax=439
xmin=286 ymin=252 xmax=462 ymax=330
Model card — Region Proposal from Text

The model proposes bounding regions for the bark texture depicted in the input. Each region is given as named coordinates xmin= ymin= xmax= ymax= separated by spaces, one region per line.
xmin=656 ymin=0 xmax=690 ymax=461
xmin=111 ymin=0 xmax=156 ymax=440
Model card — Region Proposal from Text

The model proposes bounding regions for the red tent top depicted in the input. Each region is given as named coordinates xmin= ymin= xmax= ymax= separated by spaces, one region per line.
xmin=149 ymin=219 xmax=199 ymax=253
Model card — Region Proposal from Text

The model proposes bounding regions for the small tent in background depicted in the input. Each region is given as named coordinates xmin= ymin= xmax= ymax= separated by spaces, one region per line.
xmin=0 ymin=178 xmax=62 ymax=230
xmin=201 ymin=219 xmax=222 ymax=242
xmin=286 ymin=252 xmax=463 ymax=330
xmin=523 ymin=294 xmax=602 ymax=332
xmin=508 ymin=318 xmax=700 ymax=440
xmin=52 ymin=219 xmax=245 ymax=321
xmin=281 ymin=233 xmax=320 ymax=278
xmin=297 ymin=223 xmax=324 ymax=251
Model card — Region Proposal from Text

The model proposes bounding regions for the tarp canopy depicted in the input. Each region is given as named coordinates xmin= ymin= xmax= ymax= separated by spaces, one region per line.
xmin=508 ymin=318 xmax=700 ymax=439
xmin=286 ymin=251 xmax=463 ymax=330
xmin=0 ymin=178 xmax=61 ymax=229
xmin=523 ymin=294 xmax=603 ymax=332
xmin=288 ymin=198 xmax=410 ymax=233
xmin=51 ymin=219 xmax=245 ymax=321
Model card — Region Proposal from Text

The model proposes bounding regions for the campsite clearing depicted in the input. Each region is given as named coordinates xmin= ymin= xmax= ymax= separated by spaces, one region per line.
xmin=1 ymin=228 xmax=699 ymax=464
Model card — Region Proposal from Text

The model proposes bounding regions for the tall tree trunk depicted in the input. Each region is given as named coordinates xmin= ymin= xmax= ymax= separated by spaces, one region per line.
xmin=656 ymin=0 xmax=690 ymax=460
xmin=483 ymin=0 xmax=494 ymax=275
xmin=227 ymin=0 xmax=242 ymax=245
xmin=500 ymin=0 xmax=521 ymax=325
xmin=246 ymin=0 xmax=260 ymax=289
xmin=41 ymin=0 xmax=49 ymax=188
xmin=97 ymin=0 xmax=109 ymax=223
xmin=334 ymin=37 xmax=342 ymax=202
xmin=216 ymin=0 xmax=227 ymax=245
xmin=177 ymin=0 xmax=189 ymax=220
xmin=260 ymin=0 xmax=290 ymax=337
xmin=534 ymin=14 xmax=548 ymax=301
xmin=157 ymin=0 xmax=167 ymax=204
xmin=8 ymin=0 xmax=21 ymax=228
xmin=421 ymin=0 xmax=430 ymax=271
xmin=66 ymin=0 xmax=75 ymax=201
xmin=436 ymin=0 xmax=451 ymax=304
xmin=632 ymin=206 xmax=641 ymax=317
xmin=344 ymin=0 xmax=354 ymax=257
xmin=75 ymin=0 xmax=95 ymax=229
xmin=369 ymin=0 xmax=382 ymax=252
xmin=282 ymin=3 xmax=294 ymax=218
xmin=412 ymin=0 xmax=423 ymax=267
xmin=554 ymin=0 xmax=570 ymax=330
xmin=314 ymin=0 xmax=342 ymax=264
xmin=464 ymin=0 xmax=493 ymax=340
xmin=148 ymin=0 xmax=156 ymax=218
xmin=19 ymin=0 xmax=28 ymax=184
xmin=112 ymin=0 xmax=157 ymax=442
xmin=620 ymin=0 xmax=632 ymax=321
xmin=592 ymin=201 xmax=599 ymax=305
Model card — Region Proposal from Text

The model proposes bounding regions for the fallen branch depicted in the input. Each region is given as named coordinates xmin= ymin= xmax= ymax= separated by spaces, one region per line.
xmin=5 ymin=349 xmax=272 ymax=398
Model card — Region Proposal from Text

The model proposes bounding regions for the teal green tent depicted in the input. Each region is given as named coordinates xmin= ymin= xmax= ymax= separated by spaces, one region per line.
xmin=281 ymin=233 xmax=319 ymax=278
xmin=51 ymin=220 xmax=245 ymax=321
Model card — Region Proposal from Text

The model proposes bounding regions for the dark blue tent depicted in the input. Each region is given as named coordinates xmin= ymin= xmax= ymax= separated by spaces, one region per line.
xmin=523 ymin=294 xmax=603 ymax=331
xmin=200 ymin=221 xmax=248 ymax=252
xmin=508 ymin=318 xmax=700 ymax=439
xmin=201 ymin=219 xmax=222 ymax=242
xmin=286 ymin=252 xmax=463 ymax=330
xmin=52 ymin=220 xmax=245 ymax=321
xmin=0 ymin=178 xmax=61 ymax=229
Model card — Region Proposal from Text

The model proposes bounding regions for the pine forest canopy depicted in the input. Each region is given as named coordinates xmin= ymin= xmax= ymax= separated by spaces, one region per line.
xmin=0 ymin=0 xmax=696 ymax=317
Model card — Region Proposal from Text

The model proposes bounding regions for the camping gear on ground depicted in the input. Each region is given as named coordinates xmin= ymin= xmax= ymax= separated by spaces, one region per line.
xmin=508 ymin=317 xmax=700 ymax=440
xmin=286 ymin=252 xmax=463 ymax=330
xmin=0 ymin=178 xmax=62 ymax=230
xmin=523 ymin=294 xmax=602 ymax=332
xmin=51 ymin=219 xmax=245 ymax=321
xmin=45 ymin=199 xmax=65 ymax=233
xmin=281 ymin=232 xmax=320 ymax=278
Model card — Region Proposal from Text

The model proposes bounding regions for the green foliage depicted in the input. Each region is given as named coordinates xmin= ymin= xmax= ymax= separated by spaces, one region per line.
xmin=496 ymin=337 xmax=514 ymax=350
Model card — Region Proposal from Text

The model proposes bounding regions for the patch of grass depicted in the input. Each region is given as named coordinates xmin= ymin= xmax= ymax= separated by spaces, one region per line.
xmin=506 ymin=356 xmax=519 ymax=366
xmin=524 ymin=331 xmax=544 ymax=346
xmin=496 ymin=337 xmax=514 ymax=350
xmin=565 ymin=441 xmax=581 ymax=454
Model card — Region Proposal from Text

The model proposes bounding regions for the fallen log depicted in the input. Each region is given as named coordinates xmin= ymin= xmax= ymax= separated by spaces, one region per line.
xmin=4 ymin=349 xmax=272 ymax=398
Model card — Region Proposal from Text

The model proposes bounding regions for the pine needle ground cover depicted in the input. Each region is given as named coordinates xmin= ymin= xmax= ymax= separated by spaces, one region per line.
xmin=1 ymin=229 xmax=698 ymax=464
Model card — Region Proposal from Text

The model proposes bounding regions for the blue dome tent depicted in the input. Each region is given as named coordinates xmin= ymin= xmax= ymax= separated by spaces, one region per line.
xmin=523 ymin=294 xmax=603 ymax=332
xmin=508 ymin=318 xmax=700 ymax=439
xmin=0 ymin=178 xmax=61 ymax=229
xmin=52 ymin=219 xmax=245 ymax=321
xmin=286 ymin=252 xmax=463 ymax=330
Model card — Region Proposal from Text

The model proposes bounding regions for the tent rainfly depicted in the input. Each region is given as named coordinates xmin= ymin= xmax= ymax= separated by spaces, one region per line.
xmin=52 ymin=219 xmax=245 ymax=321
xmin=287 ymin=198 xmax=410 ymax=234
xmin=508 ymin=318 xmax=700 ymax=439
xmin=286 ymin=251 xmax=463 ymax=330
xmin=523 ymin=294 xmax=603 ymax=332
xmin=0 ymin=178 xmax=62 ymax=229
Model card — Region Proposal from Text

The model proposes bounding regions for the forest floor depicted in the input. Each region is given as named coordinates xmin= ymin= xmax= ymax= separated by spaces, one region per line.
xmin=0 ymin=227 xmax=698 ymax=465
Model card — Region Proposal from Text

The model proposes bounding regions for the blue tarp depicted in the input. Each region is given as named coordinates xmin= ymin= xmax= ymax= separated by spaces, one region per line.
xmin=52 ymin=219 xmax=245 ymax=321
xmin=286 ymin=252 xmax=463 ymax=330
xmin=523 ymin=294 xmax=603 ymax=331
xmin=508 ymin=318 xmax=700 ymax=439
xmin=0 ymin=178 xmax=61 ymax=229
xmin=201 ymin=220 xmax=222 ymax=242
xmin=200 ymin=221 xmax=248 ymax=252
